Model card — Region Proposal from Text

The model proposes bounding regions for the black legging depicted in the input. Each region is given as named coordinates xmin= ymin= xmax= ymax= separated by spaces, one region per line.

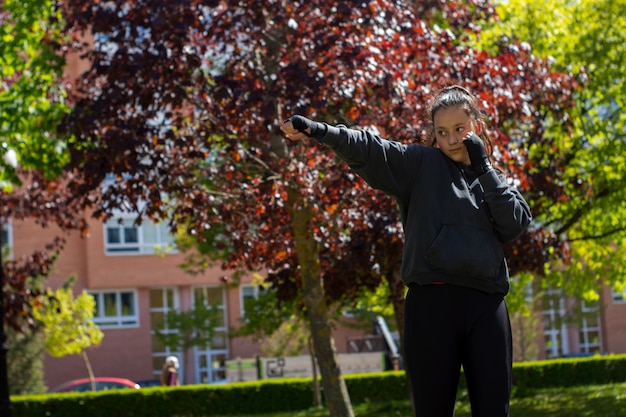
xmin=404 ymin=283 xmax=512 ymax=417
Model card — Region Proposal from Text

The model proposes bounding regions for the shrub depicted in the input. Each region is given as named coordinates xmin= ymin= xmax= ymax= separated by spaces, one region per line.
xmin=11 ymin=354 xmax=626 ymax=416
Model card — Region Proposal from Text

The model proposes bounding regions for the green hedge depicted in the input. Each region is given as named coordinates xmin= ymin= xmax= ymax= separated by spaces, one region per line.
xmin=512 ymin=354 xmax=626 ymax=395
xmin=11 ymin=354 xmax=626 ymax=417
xmin=12 ymin=379 xmax=315 ymax=417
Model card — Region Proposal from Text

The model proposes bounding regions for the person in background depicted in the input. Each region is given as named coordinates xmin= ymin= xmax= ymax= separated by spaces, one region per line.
xmin=280 ymin=85 xmax=532 ymax=416
xmin=160 ymin=356 xmax=180 ymax=387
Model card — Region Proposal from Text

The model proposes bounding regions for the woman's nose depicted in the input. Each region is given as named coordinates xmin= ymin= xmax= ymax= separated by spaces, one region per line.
xmin=449 ymin=133 xmax=461 ymax=144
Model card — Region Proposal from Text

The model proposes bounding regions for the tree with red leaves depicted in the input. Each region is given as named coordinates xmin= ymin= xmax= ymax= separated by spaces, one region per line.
xmin=56 ymin=1 xmax=578 ymax=415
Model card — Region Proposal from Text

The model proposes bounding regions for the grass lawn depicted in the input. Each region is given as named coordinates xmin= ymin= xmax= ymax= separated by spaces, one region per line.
xmin=234 ymin=382 xmax=626 ymax=417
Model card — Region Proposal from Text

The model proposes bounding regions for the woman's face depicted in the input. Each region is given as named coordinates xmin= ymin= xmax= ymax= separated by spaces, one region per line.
xmin=433 ymin=106 xmax=476 ymax=166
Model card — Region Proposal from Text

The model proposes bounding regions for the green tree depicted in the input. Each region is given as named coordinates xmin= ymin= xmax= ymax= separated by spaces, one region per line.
xmin=259 ymin=319 xmax=309 ymax=358
xmin=0 ymin=0 xmax=70 ymax=186
xmin=32 ymin=279 xmax=104 ymax=391
xmin=0 ymin=239 xmax=47 ymax=395
xmin=1 ymin=0 xmax=86 ymax=330
xmin=230 ymin=279 xmax=299 ymax=344
xmin=153 ymin=299 xmax=221 ymax=385
xmin=480 ymin=0 xmax=626 ymax=299
xmin=6 ymin=326 xmax=47 ymax=395
xmin=507 ymin=272 xmax=541 ymax=361
xmin=3 ymin=260 xmax=47 ymax=395
xmin=1 ymin=2 xmax=87 ymax=412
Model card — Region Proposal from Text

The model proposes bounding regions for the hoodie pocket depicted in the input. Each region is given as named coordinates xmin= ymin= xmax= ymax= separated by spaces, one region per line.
xmin=425 ymin=224 xmax=504 ymax=280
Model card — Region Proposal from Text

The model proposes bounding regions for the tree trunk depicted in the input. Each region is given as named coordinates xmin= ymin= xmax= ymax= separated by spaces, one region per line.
xmin=309 ymin=336 xmax=322 ymax=407
xmin=289 ymin=186 xmax=354 ymax=417
xmin=387 ymin=266 xmax=415 ymax=416
xmin=268 ymin=16 xmax=352 ymax=414
xmin=81 ymin=350 xmax=96 ymax=391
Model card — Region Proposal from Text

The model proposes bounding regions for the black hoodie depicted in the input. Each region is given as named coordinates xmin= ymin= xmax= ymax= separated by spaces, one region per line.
xmin=319 ymin=124 xmax=532 ymax=295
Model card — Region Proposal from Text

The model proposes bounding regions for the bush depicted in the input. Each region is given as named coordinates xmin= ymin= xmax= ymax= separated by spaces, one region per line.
xmin=11 ymin=354 xmax=626 ymax=417
xmin=512 ymin=354 xmax=626 ymax=392
xmin=12 ymin=379 xmax=315 ymax=417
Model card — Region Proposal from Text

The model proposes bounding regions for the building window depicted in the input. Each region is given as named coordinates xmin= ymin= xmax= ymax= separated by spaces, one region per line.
xmin=89 ymin=290 xmax=139 ymax=328
xmin=612 ymin=290 xmax=625 ymax=304
xmin=240 ymin=285 xmax=267 ymax=317
xmin=1 ymin=222 xmax=12 ymax=257
xmin=542 ymin=289 xmax=603 ymax=358
xmin=193 ymin=286 xmax=228 ymax=384
xmin=104 ymin=217 xmax=175 ymax=255
xmin=542 ymin=289 xmax=568 ymax=358
xmin=150 ymin=288 xmax=181 ymax=382
xmin=579 ymin=300 xmax=602 ymax=354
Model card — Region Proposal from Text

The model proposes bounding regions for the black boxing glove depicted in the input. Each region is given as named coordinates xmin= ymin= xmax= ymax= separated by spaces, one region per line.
xmin=463 ymin=133 xmax=493 ymax=175
xmin=290 ymin=115 xmax=327 ymax=143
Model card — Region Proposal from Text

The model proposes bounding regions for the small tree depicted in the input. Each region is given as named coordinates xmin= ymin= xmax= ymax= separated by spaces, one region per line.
xmin=510 ymin=310 xmax=541 ymax=362
xmin=32 ymin=278 xmax=103 ymax=391
xmin=153 ymin=299 xmax=221 ymax=385
xmin=5 ymin=270 xmax=46 ymax=396
xmin=1 ymin=244 xmax=47 ymax=395
xmin=506 ymin=272 xmax=542 ymax=362
xmin=6 ymin=326 xmax=46 ymax=395
xmin=259 ymin=319 xmax=309 ymax=358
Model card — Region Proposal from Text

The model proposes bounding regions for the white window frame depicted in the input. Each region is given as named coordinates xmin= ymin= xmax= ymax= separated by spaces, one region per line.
xmin=612 ymin=289 xmax=625 ymax=304
xmin=579 ymin=300 xmax=602 ymax=354
xmin=240 ymin=284 xmax=267 ymax=317
xmin=150 ymin=287 xmax=182 ymax=381
xmin=104 ymin=216 xmax=176 ymax=255
xmin=1 ymin=221 xmax=13 ymax=259
xmin=542 ymin=289 xmax=569 ymax=358
xmin=193 ymin=286 xmax=229 ymax=384
xmin=89 ymin=289 xmax=139 ymax=328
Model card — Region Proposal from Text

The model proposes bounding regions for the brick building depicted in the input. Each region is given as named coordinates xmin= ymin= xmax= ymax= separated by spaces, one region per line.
xmin=6 ymin=215 xmax=369 ymax=390
xmin=5 ymin=214 xmax=626 ymax=390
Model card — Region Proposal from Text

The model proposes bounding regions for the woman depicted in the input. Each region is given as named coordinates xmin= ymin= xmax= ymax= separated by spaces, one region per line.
xmin=160 ymin=356 xmax=180 ymax=387
xmin=281 ymin=85 xmax=531 ymax=416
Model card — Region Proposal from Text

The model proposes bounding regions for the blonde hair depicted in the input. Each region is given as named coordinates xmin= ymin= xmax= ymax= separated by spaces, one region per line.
xmin=160 ymin=355 xmax=180 ymax=386
xmin=165 ymin=356 xmax=179 ymax=367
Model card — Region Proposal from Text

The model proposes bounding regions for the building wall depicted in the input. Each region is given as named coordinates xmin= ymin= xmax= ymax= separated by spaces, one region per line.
xmin=10 ymin=215 xmax=376 ymax=390
xmin=10 ymin=207 xmax=626 ymax=389
xmin=601 ymin=286 xmax=626 ymax=353
xmin=533 ymin=285 xmax=626 ymax=360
